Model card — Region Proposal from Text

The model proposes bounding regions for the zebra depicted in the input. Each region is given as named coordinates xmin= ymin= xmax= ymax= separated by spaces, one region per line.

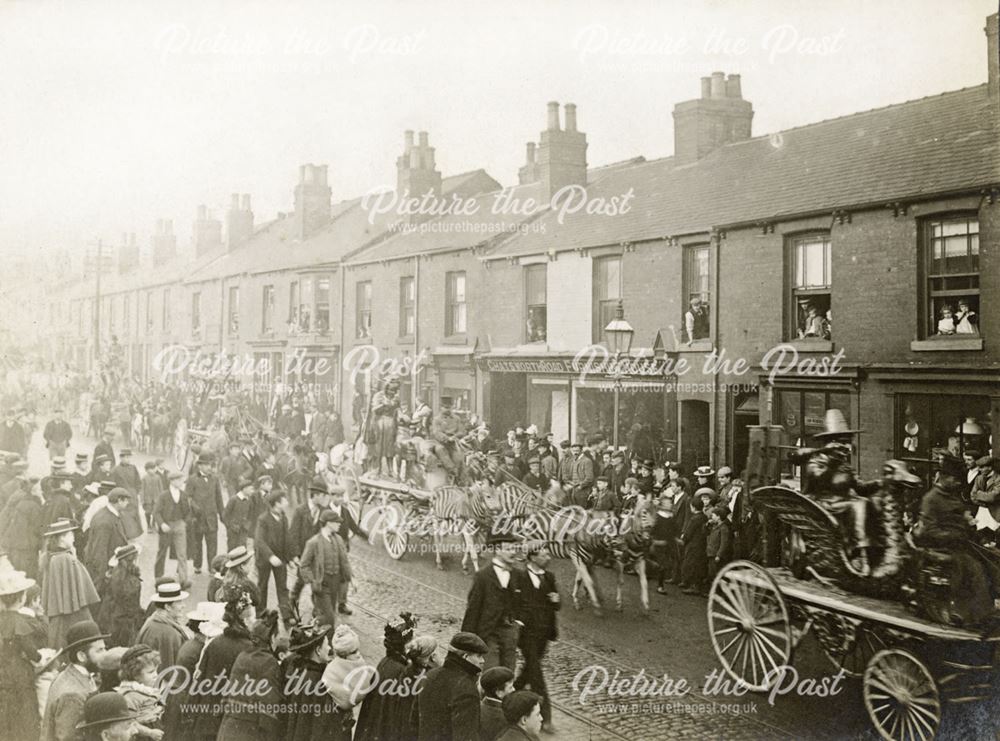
xmin=427 ymin=485 xmax=493 ymax=573
xmin=516 ymin=500 xmax=653 ymax=614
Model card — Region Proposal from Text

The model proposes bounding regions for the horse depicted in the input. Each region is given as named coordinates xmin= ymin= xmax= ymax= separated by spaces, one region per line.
xmin=148 ymin=408 xmax=176 ymax=453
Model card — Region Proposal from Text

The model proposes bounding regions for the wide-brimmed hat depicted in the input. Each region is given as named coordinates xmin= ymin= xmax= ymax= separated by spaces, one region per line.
xmin=74 ymin=453 xmax=89 ymax=462
xmin=75 ymin=692 xmax=137 ymax=731
xmin=813 ymin=409 xmax=864 ymax=439
xmin=225 ymin=546 xmax=252 ymax=569
xmin=94 ymin=454 xmax=111 ymax=466
xmin=693 ymin=465 xmax=715 ymax=478
xmin=187 ymin=601 xmax=226 ymax=623
xmin=150 ymin=581 xmax=189 ymax=603
xmin=290 ymin=622 xmax=333 ymax=654
xmin=63 ymin=620 xmax=110 ymax=655
xmin=904 ymin=421 xmax=920 ymax=436
xmin=43 ymin=518 xmax=80 ymax=538
xmin=109 ymin=544 xmax=140 ymax=566
xmin=0 ymin=567 xmax=35 ymax=597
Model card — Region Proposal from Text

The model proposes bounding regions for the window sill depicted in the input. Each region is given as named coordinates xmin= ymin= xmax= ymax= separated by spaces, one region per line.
xmin=910 ymin=337 xmax=983 ymax=352
xmin=785 ymin=339 xmax=834 ymax=353
xmin=442 ymin=335 xmax=468 ymax=345
xmin=676 ymin=339 xmax=713 ymax=353
xmin=397 ymin=335 xmax=415 ymax=344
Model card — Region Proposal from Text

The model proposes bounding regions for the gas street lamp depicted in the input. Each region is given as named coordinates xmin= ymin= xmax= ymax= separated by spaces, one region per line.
xmin=604 ymin=301 xmax=634 ymax=451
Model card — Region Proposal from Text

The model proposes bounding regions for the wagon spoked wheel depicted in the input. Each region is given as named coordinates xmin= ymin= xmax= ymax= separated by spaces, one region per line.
xmin=708 ymin=560 xmax=792 ymax=692
xmin=822 ymin=622 xmax=887 ymax=678
xmin=173 ymin=420 xmax=188 ymax=470
xmin=375 ymin=499 xmax=408 ymax=560
xmin=863 ymin=649 xmax=940 ymax=741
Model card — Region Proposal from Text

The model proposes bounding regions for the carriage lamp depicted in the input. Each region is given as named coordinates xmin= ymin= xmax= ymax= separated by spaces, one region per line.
xmin=604 ymin=301 xmax=634 ymax=357
xmin=604 ymin=301 xmax=634 ymax=451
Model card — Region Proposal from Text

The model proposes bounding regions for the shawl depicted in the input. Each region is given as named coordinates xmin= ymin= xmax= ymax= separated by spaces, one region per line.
xmin=322 ymin=654 xmax=377 ymax=710
xmin=116 ymin=680 xmax=164 ymax=725
xmin=40 ymin=549 xmax=100 ymax=617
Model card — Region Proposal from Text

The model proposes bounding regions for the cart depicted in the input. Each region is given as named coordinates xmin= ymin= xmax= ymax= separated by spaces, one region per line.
xmin=708 ymin=486 xmax=1000 ymax=741
xmin=356 ymin=473 xmax=439 ymax=560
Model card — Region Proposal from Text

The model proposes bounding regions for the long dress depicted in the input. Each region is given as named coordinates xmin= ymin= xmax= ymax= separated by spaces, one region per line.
xmin=99 ymin=561 xmax=143 ymax=647
xmin=0 ymin=609 xmax=47 ymax=741
xmin=283 ymin=655 xmax=348 ymax=741
xmin=39 ymin=546 xmax=101 ymax=649
xmin=371 ymin=392 xmax=399 ymax=462
xmin=354 ymin=652 xmax=407 ymax=741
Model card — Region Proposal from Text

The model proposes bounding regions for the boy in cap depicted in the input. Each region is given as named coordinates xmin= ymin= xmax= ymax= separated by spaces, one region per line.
xmin=223 ymin=476 xmax=255 ymax=553
xmin=479 ymin=666 xmax=515 ymax=741
xmin=497 ymin=690 xmax=543 ymax=741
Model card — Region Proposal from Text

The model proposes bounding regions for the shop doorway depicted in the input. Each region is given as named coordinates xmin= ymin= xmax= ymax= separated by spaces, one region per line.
xmin=731 ymin=392 xmax=759 ymax=479
xmin=680 ymin=400 xmax=711 ymax=473
xmin=489 ymin=372 xmax=527 ymax=435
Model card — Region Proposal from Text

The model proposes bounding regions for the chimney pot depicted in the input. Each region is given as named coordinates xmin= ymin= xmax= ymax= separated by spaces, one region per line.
xmin=426 ymin=147 xmax=436 ymax=169
xmin=726 ymin=73 xmax=742 ymax=99
xmin=404 ymin=129 xmax=414 ymax=149
xmin=546 ymin=101 xmax=560 ymax=130
xmin=418 ymin=130 xmax=429 ymax=147
xmin=701 ymin=77 xmax=712 ymax=98
xmin=710 ymin=71 xmax=726 ymax=98
xmin=241 ymin=194 xmax=251 ymax=211
xmin=564 ymin=103 xmax=577 ymax=132
xmin=231 ymin=194 xmax=240 ymax=209
xmin=526 ymin=142 xmax=536 ymax=164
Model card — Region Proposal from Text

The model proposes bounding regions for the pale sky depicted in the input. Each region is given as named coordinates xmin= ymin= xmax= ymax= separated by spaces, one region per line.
xmin=0 ymin=0 xmax=995 ymax=257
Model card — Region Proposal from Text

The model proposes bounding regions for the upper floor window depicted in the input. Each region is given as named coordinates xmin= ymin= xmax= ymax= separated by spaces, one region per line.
xmin=262 ymin=285 xmax=275 ymax=334
xmin=924 ymin=217 xmax=980 ymax=338
xmin=446 ymin=271 xmax=467 ymax=336
xmin=356 ymin=281 xmax=372 ymax=339
xmin=788 ymin=234 xmax=832 ymax=341
xmin=683 ymin=245 xmax=711 ymax=344
xmin=399 ymin=276 xmax=415 ymax=337
xmin=315 ymin=278 xmax=330 ymax=333
xmin=593 ymin=256 xmax=622 ymax=344
xmin=228 ymin=286 xmax=240 ymax=335
xmin=145 ymin=292 xmax=153 ymax=331
xmin=162 ymin=289 xmax=171 ymax=331
xmin=191 ymin=292 xmax=202 ymax=336
xmin=298 ymin=279 xmax=313 ymax=332
xmin=122 ymin=294 xmax=130 ymax=336
xmin=288 ymin=280 xmax=300 ymax=333
xmin=525 ymin=264 xmax=547 ymax=342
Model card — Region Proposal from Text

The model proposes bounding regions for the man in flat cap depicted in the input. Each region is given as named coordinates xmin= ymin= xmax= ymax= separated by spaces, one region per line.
xmin=298 ymin=509 xmax=351 ymax=627
xmin=417 ymin=631 xmax=489 ymax=741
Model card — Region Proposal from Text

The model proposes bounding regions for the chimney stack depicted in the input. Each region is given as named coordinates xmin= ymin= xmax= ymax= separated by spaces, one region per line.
xmin=673 ymin=72 xmax=753 ymax=164
xmin=987 ymin=13 xmax=998 ymax=99
xmin=152 ymin=218 xmax=178 ymax=265
xmin=396 ymin=130 xmax=442 ymax=205
xmin=227 ymin=192 xmax=255 ymax=250
xmin=118 ymin=231 xmax=139 ymax=274
xmin=294 ymin=164 xmax=332 ymax=240
xmin=546 ymin=101 xmax=560 ymax=131
xmin=193 ymin=205 xmax=223 ymax=259
xmin=518 ymin=141 xmax=540 ymax=185
xmin=535 ymin=102 xmax=587 ymax=200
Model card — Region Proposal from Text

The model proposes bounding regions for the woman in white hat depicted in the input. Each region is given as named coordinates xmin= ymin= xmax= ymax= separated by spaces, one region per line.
xmin=0 ymin=565 xmax=46 ymax=741
xmin=39 ymin=518 xmax=101 ymax=650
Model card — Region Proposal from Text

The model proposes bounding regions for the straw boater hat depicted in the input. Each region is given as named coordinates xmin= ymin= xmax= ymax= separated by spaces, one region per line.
xmin=150 ymin=581 xmax=189 ymax=603
xmin=108 ymin=543 xmax=140 ymax=567
xmin=693 ymin=465 xmax=715 ymax=478
xmin=43 ymin=518 xmax=80 ymax=538
xmin=814 ymin=409 xmax=864 ymax=440
xmin=225 ymin=546 xmax=252 ymax=569
xmin=0 ymin=568 xmax=35 ymax=597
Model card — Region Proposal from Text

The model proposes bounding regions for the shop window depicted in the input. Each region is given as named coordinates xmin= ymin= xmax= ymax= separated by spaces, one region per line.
xmin=228 ymin=286 xmax=240 ymax=335
xmin=525 ymin=264 xmax=547 ymax=342
xmin=399 ymin=276 xmax=415 ymax=337
xmin=896 ymin=394 xmax=991 ymax=463
xmin=356 ymin=281 xmax=372 ymax=339
xmin=788 ymin=234 xmax=832 ymax=340
xmin=262 ymin=285 xmax=275 ymax=334
xmin=446 ymin=271 xmax=467 ymax=336
xmin=442 ymin=388 xmax=471 ymax=412
xmin=923 ymin=217 xmax=980 ymax=338
xmin=683 ymin=245 xmax=711 ymax=343
xmin=316 ymin=278 xmax=330 ymax=333
xmin=191 ymin=292 xmax=201 ymax=337
xmin=575 ymin=382 xmax=666 ymax=456
xmin=593 ymin=256 xmax=622 ymax=344
xmin=774 ymin=388 xmax=852 ymax=481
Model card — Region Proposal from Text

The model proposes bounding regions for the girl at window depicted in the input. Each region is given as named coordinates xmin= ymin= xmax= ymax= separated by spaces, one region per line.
xmin=954 ymin=299 xmax=978 ymax=335
xmin=937 ymin=304 xmax=956 ymax=335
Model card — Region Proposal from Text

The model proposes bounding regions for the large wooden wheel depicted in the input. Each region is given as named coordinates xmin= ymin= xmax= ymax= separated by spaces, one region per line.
xmin=173 ymin=419 xmax=189 ymax=470
xmin=812 ymin=612 xmax=888 ymax=678
xmin=370 ymin=496 xmax=408 ymax=560
xmin=863 ymin=648 xmax=940 ymax=741
xmin=708 ymin=560 xmax=793 ymax=691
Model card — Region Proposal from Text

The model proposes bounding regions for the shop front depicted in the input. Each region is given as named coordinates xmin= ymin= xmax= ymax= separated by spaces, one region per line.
xmin=481 ymin=353 xmax=677 ymax=456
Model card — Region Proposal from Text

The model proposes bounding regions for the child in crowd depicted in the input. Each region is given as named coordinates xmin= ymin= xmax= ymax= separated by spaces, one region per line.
xmin=116 ymin=644 xmax=165 ymax=736
xmin=651 ymin=497 xmax=678 ymax=595
xmin=480 ymin=666 xmax=516 ymax=741
xmin=705 ymin=506 xmax=733 ymax=588
xmin=679 ymin=497 xmax=708 ymax=595
xmin=207 ymin=554 xmax=228 ymax=602
xmin=141 ymin=461 xmax=162 ymax=533
xmin=101 ymin=544 xmax=143 ymax=648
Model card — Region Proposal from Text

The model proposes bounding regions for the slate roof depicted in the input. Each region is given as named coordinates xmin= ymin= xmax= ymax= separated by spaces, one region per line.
xmin=184 ymin=169 xmax=499 ymax=283
xmin=487 ymin=84 xmax=1000 ymax=258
